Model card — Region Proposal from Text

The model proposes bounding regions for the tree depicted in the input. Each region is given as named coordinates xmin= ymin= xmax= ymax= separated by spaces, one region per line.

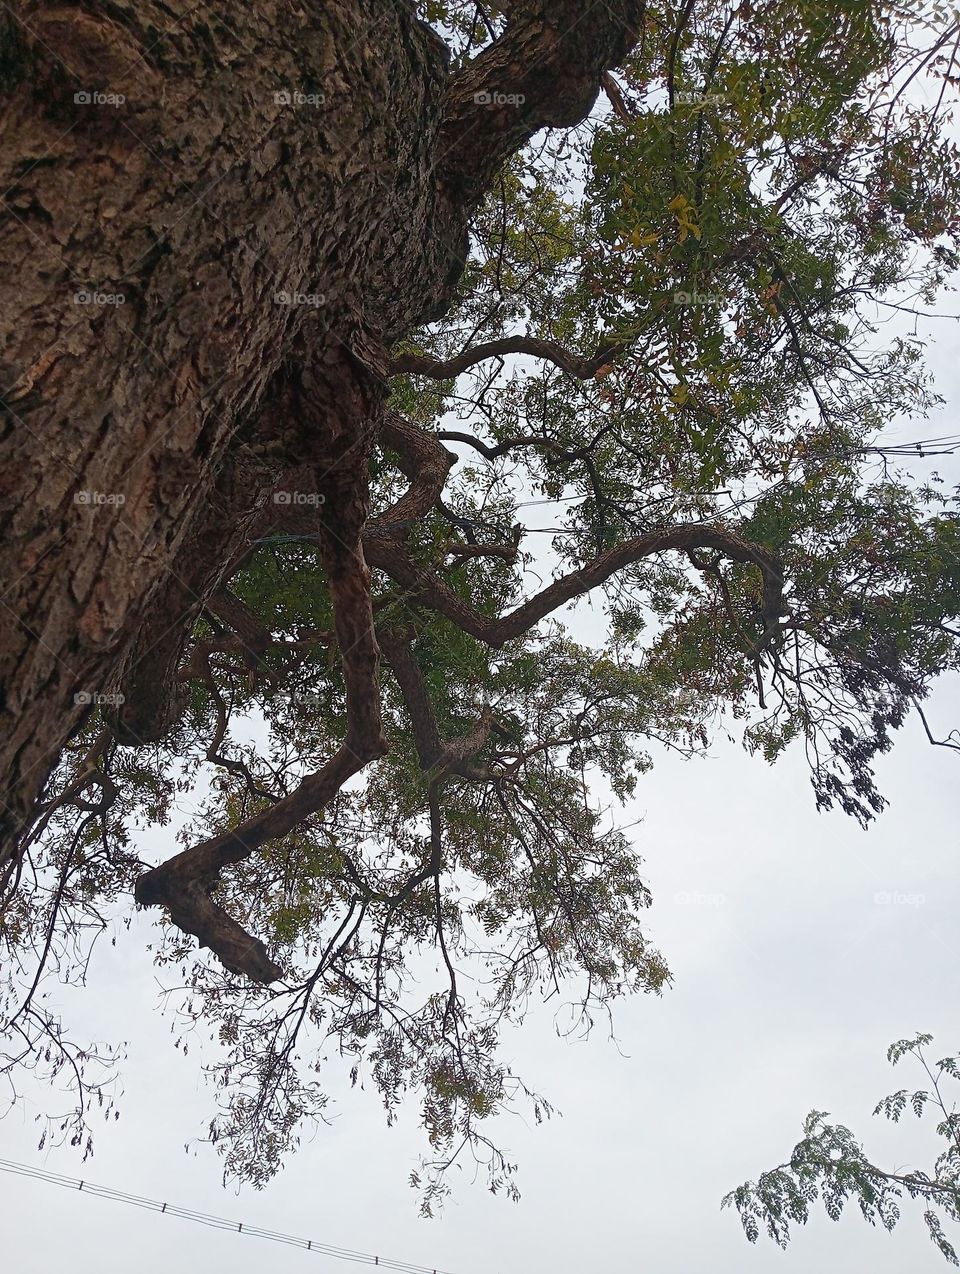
xmin=724 ymin=1033 xmax=960 ymax=1262
xmin=1 ymin=0 xmax=959 ymax=1210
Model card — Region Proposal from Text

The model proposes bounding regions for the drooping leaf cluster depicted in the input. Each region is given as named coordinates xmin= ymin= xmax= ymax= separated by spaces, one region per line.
xmin=724 ymin=1033 xmax=960 ymax=1262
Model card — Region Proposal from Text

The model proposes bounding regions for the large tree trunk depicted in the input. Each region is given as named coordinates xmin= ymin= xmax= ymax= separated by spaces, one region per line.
xmin=0 ymin=0 xmax=449 ymax=848
xmin=0 ymin=0 xmax=642 ymax=864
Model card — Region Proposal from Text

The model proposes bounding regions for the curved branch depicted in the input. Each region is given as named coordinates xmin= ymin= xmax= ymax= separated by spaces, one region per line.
xmin=438 ymin=422 xmax=614 ymax=462
xmin=366 ymin=524 xmax=785 ymax=651
xmin=373 ymin=412 xmax=457 ymax=533
xmin=389 ymin=335 xmax=626 ymax=381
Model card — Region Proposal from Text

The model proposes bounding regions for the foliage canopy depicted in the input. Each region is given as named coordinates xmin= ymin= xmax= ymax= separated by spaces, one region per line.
xmin=2 ymin=0 xmax=960 ymax=1215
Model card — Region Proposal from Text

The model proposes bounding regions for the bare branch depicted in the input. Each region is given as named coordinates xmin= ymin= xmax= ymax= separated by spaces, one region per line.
xmin=913 ymin=697 xmax=960 ymax=753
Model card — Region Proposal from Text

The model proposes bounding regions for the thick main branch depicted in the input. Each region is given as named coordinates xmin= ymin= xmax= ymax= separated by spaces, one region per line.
xmin=439 ymin=1 xmax=645 ymax=203
xmin=366 ymin=524 xmax=785 ymax=651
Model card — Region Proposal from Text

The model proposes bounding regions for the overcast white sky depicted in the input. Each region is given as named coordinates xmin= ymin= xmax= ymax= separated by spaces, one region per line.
xmin=4 ymin=26 xmax=960 ymax=1274
xmin=3 ymin=679 xmax=960 ymax=1274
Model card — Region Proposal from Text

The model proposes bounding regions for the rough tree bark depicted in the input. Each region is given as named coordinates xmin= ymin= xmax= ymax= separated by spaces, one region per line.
xmin=0 ymin=1 xmax=648 ymax=968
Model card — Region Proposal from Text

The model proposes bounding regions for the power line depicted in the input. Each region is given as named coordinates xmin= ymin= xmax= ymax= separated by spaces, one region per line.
xmin=0 ymin=1158 xmax=461 ymax=1274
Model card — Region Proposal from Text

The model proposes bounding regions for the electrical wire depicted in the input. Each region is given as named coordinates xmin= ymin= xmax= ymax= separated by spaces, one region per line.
xmin=0 ymin=1158 xmax=462 ymax=1274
